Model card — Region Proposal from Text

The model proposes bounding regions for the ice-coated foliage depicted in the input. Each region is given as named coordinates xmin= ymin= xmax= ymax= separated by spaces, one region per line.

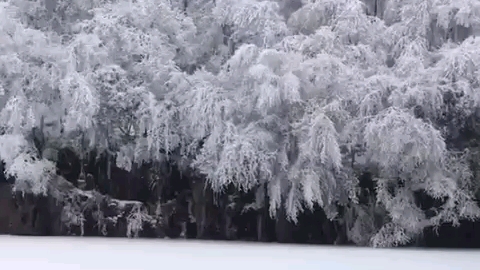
xmin=1 ymin=0 xmax=480 ymax=246
xmin=214 ymin=0 xmax=289 ymax=47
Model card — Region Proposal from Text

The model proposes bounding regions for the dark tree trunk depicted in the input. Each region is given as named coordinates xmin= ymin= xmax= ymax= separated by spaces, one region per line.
xmin=275 ymin=201 xmax=294 ymax=243
xmin=257 ymin=184 xmax=268 ymax=241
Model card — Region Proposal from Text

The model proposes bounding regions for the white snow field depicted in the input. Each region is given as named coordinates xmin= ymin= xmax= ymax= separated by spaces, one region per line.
xmin=0 ymin=236 xmax=479 ymax=270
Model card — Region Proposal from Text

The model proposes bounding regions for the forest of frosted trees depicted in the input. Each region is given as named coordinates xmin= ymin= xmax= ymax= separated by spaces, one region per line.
xmin=1 ymin=0 xmax=480 ymax=248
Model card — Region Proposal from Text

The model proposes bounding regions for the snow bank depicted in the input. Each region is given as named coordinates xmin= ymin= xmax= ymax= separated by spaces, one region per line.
xmin=0 ymin=236 xmax=478 ymax=269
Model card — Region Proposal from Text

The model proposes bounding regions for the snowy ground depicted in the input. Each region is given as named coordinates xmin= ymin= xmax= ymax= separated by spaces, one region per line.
xmin=0 ymin=236 xmax=478 ymax=269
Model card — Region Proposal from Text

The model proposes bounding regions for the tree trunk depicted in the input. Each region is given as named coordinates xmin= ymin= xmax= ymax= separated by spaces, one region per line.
xmin=275 ymin=201 xmax=293 ymax=243
xmin=190 ymin=178 xmax=216 ymax=239
xmin=257 ymin=184 xmax=268 ymax=241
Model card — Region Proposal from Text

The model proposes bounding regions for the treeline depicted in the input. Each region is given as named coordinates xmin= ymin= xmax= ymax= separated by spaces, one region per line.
xmin=1 ymin=147 xmax=479 ymax=248
xmin=1 ymin=0 xmax=480 ymax=248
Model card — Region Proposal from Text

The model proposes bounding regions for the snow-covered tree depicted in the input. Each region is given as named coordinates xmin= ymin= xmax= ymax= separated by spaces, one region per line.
xmin=2 ymin=0 xmax=480 ymax=246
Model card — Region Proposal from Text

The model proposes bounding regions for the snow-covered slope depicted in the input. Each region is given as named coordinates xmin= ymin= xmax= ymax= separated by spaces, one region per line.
xmin=0 ymin=236 xmax=478 ymax=269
